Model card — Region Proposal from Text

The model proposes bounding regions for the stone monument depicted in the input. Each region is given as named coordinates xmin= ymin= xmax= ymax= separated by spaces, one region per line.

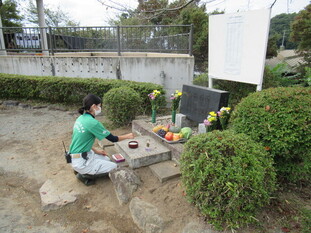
xmin=180 ymin=84 xmax=229 ymax=123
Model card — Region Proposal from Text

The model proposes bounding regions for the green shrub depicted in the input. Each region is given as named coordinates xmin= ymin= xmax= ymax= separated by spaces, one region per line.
xmin=304 ymin=66 xmax=311 ymax=86
xmin=192 ymin=66 xmax=282 ymax=109
xmin=266 ymin=63 xmax=304 ymax=87
xmin=0 ymin=73 xmax=165 ymax=113
xmin=230 ymin=86 xmax=311 ymax=184
xmin=193 ymin=73 xmax=209 ymax=87
xmin=180 ymin=130 xmax=276 ymax=230
xmin=103 ymin=87 xmax=142 ymax=126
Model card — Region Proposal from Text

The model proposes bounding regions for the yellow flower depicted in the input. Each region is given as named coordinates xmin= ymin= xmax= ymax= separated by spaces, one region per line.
xmin=178 ymin=92 xmax=182 ymax=96
xmin=209 ymin=117 xmax=217 ymax=122
xmin=209 ymin=111 xmax=217 ymax=117
xmin=153 ymin=90 xmax=161 ymax=97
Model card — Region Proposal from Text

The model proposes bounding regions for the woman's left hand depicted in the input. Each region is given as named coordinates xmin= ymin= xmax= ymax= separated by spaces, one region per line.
xmin=94 ymin=149 xmax=108 ymax=156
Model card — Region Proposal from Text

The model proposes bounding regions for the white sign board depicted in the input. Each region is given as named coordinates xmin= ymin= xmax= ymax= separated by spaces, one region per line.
xmin=208 ymin=9 xmax=271 ymax=90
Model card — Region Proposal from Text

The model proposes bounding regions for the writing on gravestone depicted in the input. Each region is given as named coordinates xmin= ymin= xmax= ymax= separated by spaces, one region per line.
xmin=180 ymin=84 xmax=229 ymax=123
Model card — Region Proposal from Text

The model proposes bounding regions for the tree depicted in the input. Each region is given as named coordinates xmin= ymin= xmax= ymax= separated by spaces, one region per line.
xmin=0 ymin=0 xmax=23 ymax=27
xmin=112 ymin=0 xmax=211 ymax=71
xmin=266 ymin=34 xmax=278 ymax=58
xmin=137 ymin=0 xmax=169 ymax=25
xmin=25 ymin=0 xmax=79 ymax=27
xmin=270 ymin=13 xmax=298 ymax=49
xmin=174 ymin=4 xmax=210 ymax=71
xmin=290 ymin=4 xmax=311 ymax=73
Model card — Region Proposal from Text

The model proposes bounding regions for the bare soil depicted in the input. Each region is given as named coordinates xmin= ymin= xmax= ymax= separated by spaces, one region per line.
xmin=0 ymin=105 xmax=204 ymax=233
xmin=0 ymin=105 xmax=309 ymax=233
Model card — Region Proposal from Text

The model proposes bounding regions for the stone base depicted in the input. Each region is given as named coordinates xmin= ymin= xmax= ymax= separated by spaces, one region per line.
xmin=115 ymin=136 xmax=171 ymax=169
xmin=149 ymin=161 xmax=180 ymax=183
xmin=175 ymin=113 xmax=195 ymax=128
xmin=198 ymin=123 xmax=207 ymax=134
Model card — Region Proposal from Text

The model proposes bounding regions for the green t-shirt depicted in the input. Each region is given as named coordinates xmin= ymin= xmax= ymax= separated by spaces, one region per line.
xmin=69 ymin=113 xmax=110 ymax=154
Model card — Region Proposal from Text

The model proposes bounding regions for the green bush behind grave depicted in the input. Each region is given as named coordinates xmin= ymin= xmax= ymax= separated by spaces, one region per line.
xmin=103 ymin=87 xmax=142 ymax=126
xmin=192 ymin=66 xmax=283 ymax=109
xmin=0 ymin=73 xmax=165 ymax=113
xmin=230 ymin=86 xmax=311 ymax=184
xmin=180 ymin=130 xmax=276 ymax=230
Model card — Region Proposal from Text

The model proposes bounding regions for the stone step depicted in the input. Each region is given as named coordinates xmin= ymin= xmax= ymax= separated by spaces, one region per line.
xmin=149 ymin=160 xmax=181 ymax=183
xmin=115 ymin=136 xmax=171 ymax=169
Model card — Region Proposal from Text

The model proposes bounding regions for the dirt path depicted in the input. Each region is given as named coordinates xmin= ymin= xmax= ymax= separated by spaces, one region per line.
xmin=0 ymin=106 xmax=204 ymax=233
xmin=1 ymin=105 xmax=310 ymax=233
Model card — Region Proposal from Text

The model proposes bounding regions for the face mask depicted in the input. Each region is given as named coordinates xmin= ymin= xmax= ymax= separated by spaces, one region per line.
xmin=94 ymin=106 xmax=101 ymax=116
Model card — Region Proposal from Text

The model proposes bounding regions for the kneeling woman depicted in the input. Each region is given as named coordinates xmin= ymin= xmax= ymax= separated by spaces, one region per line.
xmin=69 ymin=94 xmax=134 ymax=183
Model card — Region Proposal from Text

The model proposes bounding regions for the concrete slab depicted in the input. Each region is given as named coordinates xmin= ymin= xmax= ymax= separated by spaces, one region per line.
xmin=149 ymin=161 xmax=181 ymax=183
xmin=98 ymin=139 xmax=115 ymax=148
xmin=97 ymin=140 xmax=129 ymax=167
xmin=115 ymin=136 xmax=171 ymax=169
xmin=132 ymin=120 xmax=184 ymax=162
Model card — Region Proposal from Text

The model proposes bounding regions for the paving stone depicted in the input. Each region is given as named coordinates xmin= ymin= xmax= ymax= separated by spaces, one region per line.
xmin=129 ymin=197 xmax=164 ymax=233
xmin=182 ymin=221 xmax=221 ymax=233
xmin=39 ymin=179 xmax=78 ymax=211
xmin=18 ymin=103 xmax=31 ymax=109
xmin=47 ymin=105 xmax=67 ymax=111
xmin=115 ymin=136 xmax=171 ymax=169
xmin=3 ymin=100 xmax=19 ymax=106
xmin=149 ymin=161 xmax=180 ymax=183
xmin=32 ymin=105 xmax=48 ymax=109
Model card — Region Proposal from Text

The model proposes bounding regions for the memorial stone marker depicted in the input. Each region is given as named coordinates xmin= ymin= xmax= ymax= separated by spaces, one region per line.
xmin=180 ymin=84 xmax=229 ymax=123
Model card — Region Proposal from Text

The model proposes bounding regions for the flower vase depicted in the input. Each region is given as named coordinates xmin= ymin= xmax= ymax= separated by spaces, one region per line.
xmin=151 ymin=109 xmax=156 ymax=123
xmin=219 ymin=117 xmax=228 ymax=130
xmin=171 ymin=110 xmax=176 ymax=124
xmin=206 ymin=124 xmax=216 ymax=133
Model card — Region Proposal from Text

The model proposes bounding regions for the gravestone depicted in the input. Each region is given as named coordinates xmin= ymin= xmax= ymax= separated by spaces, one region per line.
xmin=180 ymin=84 xmax=229 ymax=123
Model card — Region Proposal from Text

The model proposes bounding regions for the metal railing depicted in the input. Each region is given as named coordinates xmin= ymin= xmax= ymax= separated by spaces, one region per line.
xmin=0 ymin=25 xmax=193 ymax=56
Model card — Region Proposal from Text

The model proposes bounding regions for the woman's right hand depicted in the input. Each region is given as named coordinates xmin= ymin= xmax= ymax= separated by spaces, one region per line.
xmin=126 ymin=133 xmax=134 ymax=139
xmin=118 ymin=133 xmax=134 ymax=141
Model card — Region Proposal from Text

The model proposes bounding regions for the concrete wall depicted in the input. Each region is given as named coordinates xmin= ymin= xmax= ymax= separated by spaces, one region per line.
xmin=0 ymin=53 xmax=194 ymax=98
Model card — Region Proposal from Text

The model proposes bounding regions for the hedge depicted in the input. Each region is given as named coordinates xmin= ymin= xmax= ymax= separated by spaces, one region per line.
xmin=103 ymin=87 xmax=143 ymax=126
xmin=0 ymin=73 xmax=165 ymax=112
xmin=181 ymin=130 xmax=276 ymax=230
xmin=230 ymin=86 xmax=311 ymax=184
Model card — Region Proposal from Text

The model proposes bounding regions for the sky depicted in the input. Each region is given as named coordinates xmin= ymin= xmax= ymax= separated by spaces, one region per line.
xmin=21 ymin=0 xmax=311 ymax=26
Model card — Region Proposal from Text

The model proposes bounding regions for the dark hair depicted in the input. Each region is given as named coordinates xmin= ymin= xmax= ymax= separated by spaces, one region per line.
xmin=78 ymin=94 xmax=102 ymax=115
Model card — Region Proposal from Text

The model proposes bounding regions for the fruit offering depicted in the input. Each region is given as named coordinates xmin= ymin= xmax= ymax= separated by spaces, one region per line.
xmin=173 ymin=133 xmax=181 ymax=141
xmin=157 ymin=129 xmax=167 ymax=138
xmin=165 ymin=132 xmax=173 ymax=141
xmin=169 ymin=126 xmax=181 ymax=133
xmin=180 ymin=127 xmax=192 ymax=139
xmin=152 ymin=125 xmax=164 ymax=133
xmin=152 ymin=124 xmax=191 ymax=142
xmin=162 ymin=127 xmax=169 ymax=132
